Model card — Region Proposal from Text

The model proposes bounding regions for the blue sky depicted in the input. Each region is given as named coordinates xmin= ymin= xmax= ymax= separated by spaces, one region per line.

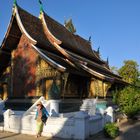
xmin=0 ymin=0 xmax=140 ymax=69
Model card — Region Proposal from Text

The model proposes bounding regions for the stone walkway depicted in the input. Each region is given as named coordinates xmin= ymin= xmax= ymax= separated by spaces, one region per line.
xmin=89 ymin=119 xmax=140 ymax=140
xmin=0 ymin=132 xmax=64 ymax=140
xmin=0 ymin=119 xmax=140 ymax=140
xmin=115 ymin=119 xmax=140 ymax=140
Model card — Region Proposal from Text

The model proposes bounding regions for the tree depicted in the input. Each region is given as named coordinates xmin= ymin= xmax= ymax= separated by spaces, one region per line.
xmin=110 ymin=66 xmax=119 ymax=75
xmin=136 ymin=71 xmax=140 ymax=86
xmin=118 ymin=60 xmax=139 ymax=84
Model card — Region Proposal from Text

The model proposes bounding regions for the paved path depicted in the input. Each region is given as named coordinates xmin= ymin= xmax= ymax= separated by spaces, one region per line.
xmin=0 ymin=119 xmax=140 ymax=140
xmin=115 ymin=119 xmax=140 ymax=140
xmin=89 ymin=119 xmax=140 ymax=140
xmin=0 ymin=132 xmax=63 ymax=140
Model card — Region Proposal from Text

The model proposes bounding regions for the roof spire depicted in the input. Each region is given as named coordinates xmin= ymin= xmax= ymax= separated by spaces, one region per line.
xmin=88 ymin=36 xmax=91 ymax=42
xmin=97 ymin=46 xmax=100 ymax=54
xmin=13 ymin=0 xmax=17 ymax=7
xmin=107 ymin=57 xmax=109 ymax=64
xmin=38 ymin=0 xmax=43 ymax=13
xmin=64 ymin=19 xmax=76 ymax=33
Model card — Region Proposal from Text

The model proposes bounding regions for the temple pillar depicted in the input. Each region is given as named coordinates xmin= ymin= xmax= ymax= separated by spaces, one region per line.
xmin=0 ymin=83 xmax=3 ymax=99
xmin=36 ymin=86 xmax=41 ymax=96
xmin=102 ymin=82 xmax=105 ymax=98
xmin=49 ymin=100 xmax=60 ymax=116
xmin=3 ymin=84 xmax=8 ymax=100
xmin=10 ymin=50 xmax=15 ymax=97
xmin=103 ymin=82 xmax=111 ymax=98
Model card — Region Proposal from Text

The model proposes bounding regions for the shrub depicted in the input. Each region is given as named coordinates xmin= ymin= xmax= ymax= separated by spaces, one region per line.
xmin=112 ymin=90 xmax=118 ymax=104
xmin=104 ymin=123 xmax=119 ymax=138
xmin=117 ymin=86 xmax=140 ymax=118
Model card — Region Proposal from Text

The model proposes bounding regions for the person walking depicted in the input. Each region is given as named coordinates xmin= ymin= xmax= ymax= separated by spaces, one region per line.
xmin=35 ymin=101 xmax=49 ymax=138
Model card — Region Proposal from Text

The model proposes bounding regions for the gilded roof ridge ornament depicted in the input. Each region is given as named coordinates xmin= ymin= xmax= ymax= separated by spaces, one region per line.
xmin=40 ymin=11 xmax=62 ymax=45
xmin=12 ymin=0 xmax=17 ymax=15
xmin=64 ymin=18 xmax=76 ymax=34
xmin=107 ymin=57 xmax=109 ymax=65
xmin=13 ymin=5 xmax=37 ymax=44
xmin=97 ymin=46 xmax=100 ymax=54
xmin=88 ymin=36 xmax=91 ymax=42
xmin=38 ymin=0 xmax=43 ymax=14
xmin=13 ymin=0 xmax=17 ymax=7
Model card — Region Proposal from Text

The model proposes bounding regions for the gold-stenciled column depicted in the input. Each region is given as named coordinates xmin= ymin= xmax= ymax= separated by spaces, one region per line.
xmin=103 ymin=82 xmax=111 ymax=98
xmin=3 ymin=84 xmax=8 ymax=100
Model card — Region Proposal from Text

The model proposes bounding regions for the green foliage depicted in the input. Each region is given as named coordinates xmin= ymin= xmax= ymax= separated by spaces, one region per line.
xmin=135 ymin=77 xmax=140 ymax=86
xmin=104 ymin=123 xmax=119 ymax=138
xmin=112 ymin=90 xmax=118 ymax=104
xmin=136 ymin=79 xmax=140 ymax=87
xmin=110 ymin=66 xmax=119 ymax=75
xmin=118 ymin=60 xmax=139 ymax=84
xmin=117 ymin=86 xmax=140 ymax=118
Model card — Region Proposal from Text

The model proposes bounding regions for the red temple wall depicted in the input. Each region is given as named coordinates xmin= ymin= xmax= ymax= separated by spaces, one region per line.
xmin=12 ymin=35 xmax=38 ymax=97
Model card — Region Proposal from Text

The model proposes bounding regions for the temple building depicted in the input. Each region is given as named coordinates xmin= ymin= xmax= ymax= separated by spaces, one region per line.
xmin=0 ymin=2 xmax=126 ymax=110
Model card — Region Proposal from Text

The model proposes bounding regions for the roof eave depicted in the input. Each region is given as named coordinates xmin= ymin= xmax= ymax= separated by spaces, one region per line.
xmin=13 ymin=5 xmax=37 ymax=45
xmin=31 ymin=44 xmax=66 ymax=72
xmin=39 ymin=12 xmax=62 ymax=45
xmin=1 ymin=13 xmax=15 ymax=49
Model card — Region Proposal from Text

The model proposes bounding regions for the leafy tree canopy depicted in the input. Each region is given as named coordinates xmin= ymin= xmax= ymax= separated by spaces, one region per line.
xmin=118 ymin=60 xmax=139 ymax=84
xmin=110 ymin=66 xmax=119 ymax=75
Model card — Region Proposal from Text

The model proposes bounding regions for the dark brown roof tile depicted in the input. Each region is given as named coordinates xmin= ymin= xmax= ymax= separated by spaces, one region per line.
xmin=43 ymin=13 xmax=104 ymax=63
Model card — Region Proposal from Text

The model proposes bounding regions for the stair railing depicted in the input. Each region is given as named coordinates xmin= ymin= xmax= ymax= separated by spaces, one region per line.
xmin=23 ymin=96 xmax=50 ymax=116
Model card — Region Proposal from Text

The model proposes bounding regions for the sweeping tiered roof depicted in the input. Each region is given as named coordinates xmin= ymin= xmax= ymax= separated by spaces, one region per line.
xmin=0 ymin=4 xmax=125 ymax=84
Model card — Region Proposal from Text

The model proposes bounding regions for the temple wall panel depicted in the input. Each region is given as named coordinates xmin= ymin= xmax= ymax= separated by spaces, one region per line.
xmin=36 ymin=57 xmax=62 ymax=100
xmin=12 ymin=35 xmax=38 ymax=97
xmin=103 ymin=82 xmax=111 ymax=98
xmin=12 ymin=35 xmax=62 ymax=99
xmin=89 ymin=79 xmax=112 ymax=98
xmin=64 ymin=74 xmax=89 ymax=98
